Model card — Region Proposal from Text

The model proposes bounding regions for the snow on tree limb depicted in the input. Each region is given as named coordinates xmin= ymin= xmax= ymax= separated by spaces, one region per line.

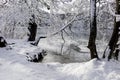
xmin=0 ymin=0 xmax=7 ymax=8
xmin=33 ymin=13 xmax=77 ymax=46
xmin=48 ymin=14 xmax=77 ymax=37
xmin=108 ymin=3 xmax=120 ymax=17
xmin=106 ymin=0 xmax=120 ymax=21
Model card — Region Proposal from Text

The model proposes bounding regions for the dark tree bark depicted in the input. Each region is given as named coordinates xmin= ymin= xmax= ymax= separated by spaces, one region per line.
xmin=87 ymin=0 xmax=99 ymax=59
xmin=107 ymin=20 xmax=120 ymax=60
xmin=28 ymin=15 xmax=37 ymax=41
xmin=31 ymin=36 xmax=46 ymax=46
xmin=0 ymin=36 xmax=7 ymax=47
xmin=103 ymin=0 xmax=120 ymax=60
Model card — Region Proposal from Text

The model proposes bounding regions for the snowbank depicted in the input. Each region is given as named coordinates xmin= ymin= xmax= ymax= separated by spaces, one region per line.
xmin=0 ymin=57 xmax=120 ymax=80
xmin=0 ymin=39 xmax=120 ymax=80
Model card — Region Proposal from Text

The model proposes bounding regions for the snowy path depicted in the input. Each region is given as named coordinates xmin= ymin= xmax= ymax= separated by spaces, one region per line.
xmin=0 ymin=40 xmax=120 ymax=80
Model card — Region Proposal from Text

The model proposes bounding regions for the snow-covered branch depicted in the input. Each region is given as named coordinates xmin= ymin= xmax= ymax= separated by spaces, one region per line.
xmin=105 ymin=0 xmax=120 ymax=18
xmin=0 ymin=0 xmax=7 ymax=8
xmin=49 ymin=14 xmax=77 ymax=37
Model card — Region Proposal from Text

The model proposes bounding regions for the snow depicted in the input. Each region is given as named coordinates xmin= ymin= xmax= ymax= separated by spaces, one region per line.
xmin=0 ymin=39 xmax=120 ymax=80
xmin=0 ymin=0 xmax=119 ymax=79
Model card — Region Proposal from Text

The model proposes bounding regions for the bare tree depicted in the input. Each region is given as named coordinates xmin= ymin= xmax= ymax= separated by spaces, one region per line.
xmin=103 ymin=0 xmax=120 ymax=60
xmin=28 ymin=14 xmax=37 ymax=41
xmin=87 ymin=0 xmax=99 ymax=59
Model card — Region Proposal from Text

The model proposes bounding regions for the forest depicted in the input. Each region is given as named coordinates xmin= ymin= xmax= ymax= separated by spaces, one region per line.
xmin=0 ymin=0 xmax=120 ymax=80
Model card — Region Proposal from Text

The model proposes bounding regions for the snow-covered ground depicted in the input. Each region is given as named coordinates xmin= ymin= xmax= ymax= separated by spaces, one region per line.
xmin=0 ymin=39 xmax=120 ymax=80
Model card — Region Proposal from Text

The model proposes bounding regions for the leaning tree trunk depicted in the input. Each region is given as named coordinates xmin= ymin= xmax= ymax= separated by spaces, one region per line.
xmin=87 ymin=0 xmax=99 ymax=59
xmin=28 ymin=15 xmax=37 ymax=41
xmin=103 ymin=0 xmax=120 ymax=60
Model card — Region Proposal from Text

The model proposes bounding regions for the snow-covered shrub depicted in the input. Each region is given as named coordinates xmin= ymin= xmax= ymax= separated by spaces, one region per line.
xmin=26 ymin=50 xmax=47 ymax=62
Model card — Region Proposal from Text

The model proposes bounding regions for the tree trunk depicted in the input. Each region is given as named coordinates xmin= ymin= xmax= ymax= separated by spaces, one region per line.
xmin=0 ymin=36 xmax=7 ymax=47
xmin=87 ymin=0 xmax=99 ymax=59
xmin=28 ymin=15 xmax=37 ymax=41
xmin=103 ymin=0 xmax=120 ymax=60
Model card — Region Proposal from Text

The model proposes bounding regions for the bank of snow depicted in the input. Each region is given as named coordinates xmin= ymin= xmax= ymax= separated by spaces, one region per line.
xmin=0 ymin=39 xmax=120 ymax=80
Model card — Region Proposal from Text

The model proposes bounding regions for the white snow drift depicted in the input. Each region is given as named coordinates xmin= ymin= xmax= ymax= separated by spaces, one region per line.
xmin=0 ymin=40 xmax=120 ymax=80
